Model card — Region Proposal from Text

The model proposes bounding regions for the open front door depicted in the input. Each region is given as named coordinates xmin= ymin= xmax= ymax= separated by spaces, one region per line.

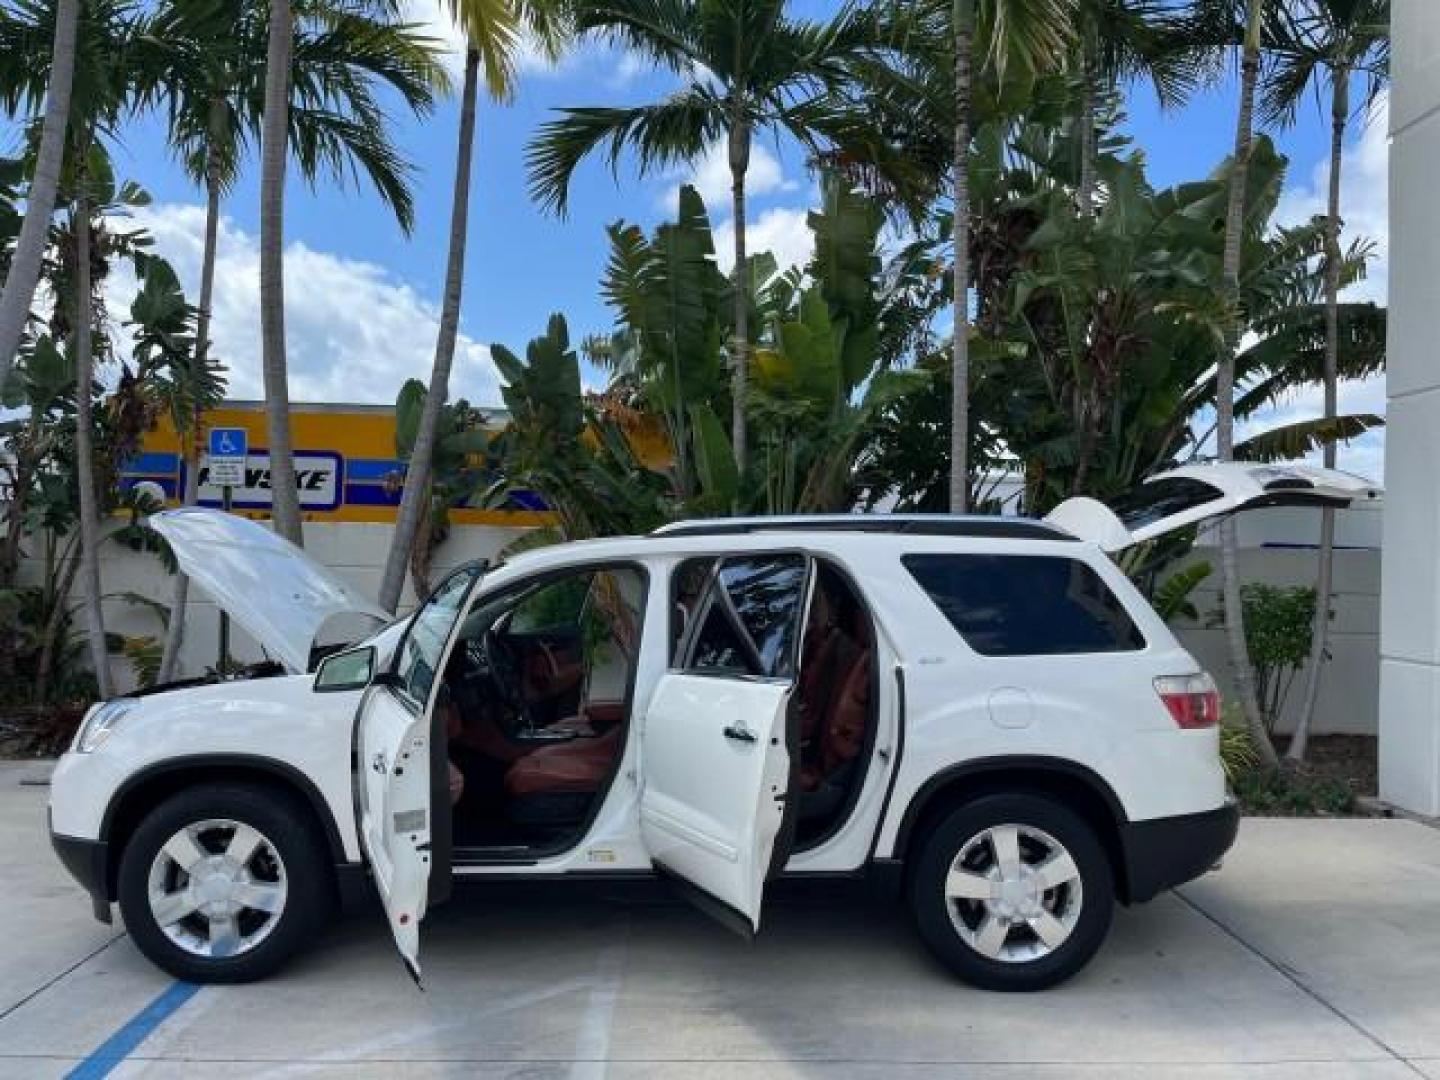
xmin=1044 ymin=463 xmax=1381 ymax=552
xmin=355 ymin=567 xmax=477 ymax=983
xmin=639 ymin=554 xmax=810 ymax=936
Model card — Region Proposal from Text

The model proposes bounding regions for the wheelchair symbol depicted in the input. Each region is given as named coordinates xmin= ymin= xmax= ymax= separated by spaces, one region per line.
xmin=218 ymin=433 xmax=237 ymax=454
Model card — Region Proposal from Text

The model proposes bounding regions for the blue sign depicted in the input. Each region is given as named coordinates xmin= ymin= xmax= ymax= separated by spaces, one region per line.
xmin=209 ymin=428 xmax=248 ymax=458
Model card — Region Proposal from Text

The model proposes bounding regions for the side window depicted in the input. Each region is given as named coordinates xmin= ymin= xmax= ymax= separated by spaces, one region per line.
xmin=393 ymin=567 xmax=480 ymax=705
xmin=670 ymin=557 xmax=716 ymax=664
xmin=678 ymin=554 xmax=808 ymax=678
xmin=508 ymin=575 xmax=588 ymax=634
xmin=903 ymin=554 xmax=1146 ymax=656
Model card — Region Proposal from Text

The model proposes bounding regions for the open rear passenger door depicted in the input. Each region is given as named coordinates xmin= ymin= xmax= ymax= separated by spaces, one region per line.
xmin=639 ymin=554 xmax=810 ymax=936
xmin=1044 ymin=463 xmax=1381 ymax=553
xmin=355 ymin=567 xmax=479 ymax=983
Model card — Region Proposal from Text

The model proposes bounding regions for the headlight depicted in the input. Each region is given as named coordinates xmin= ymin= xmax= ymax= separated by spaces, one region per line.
xmin=74 ymin=699 xmax=138 ymax=753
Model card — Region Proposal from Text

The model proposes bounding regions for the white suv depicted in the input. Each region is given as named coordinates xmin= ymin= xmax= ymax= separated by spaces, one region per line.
xmin=48 ymin=463 xmax=1378 ymax=991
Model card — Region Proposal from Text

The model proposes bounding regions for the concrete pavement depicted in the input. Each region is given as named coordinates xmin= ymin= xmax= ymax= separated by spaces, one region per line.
xmin=2 ymin=760 xmax=1437 ymax=1079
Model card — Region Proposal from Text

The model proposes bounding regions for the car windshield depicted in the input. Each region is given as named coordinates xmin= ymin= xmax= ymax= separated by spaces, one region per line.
xmin=392 ymin=567 xmax=483 ymax=707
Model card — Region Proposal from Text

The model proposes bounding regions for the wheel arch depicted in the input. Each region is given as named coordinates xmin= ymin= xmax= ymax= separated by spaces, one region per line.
xmin=890 ymin=757 xmax=1136 ymax=902
xmin=100 ymin=754 xmax=349 ymax=901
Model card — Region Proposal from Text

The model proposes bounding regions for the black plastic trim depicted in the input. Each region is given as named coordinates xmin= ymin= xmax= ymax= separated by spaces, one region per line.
xmin=1121 ymin=800 xmax=1239 ymax=903
xmin=865 ymin=664 xmax=907 ymax=864
xmin=51 ymin=830 xmax=112 ymax=923
xmin=887 ymin=755 xmax=1130 ymax=862
xmin=654 ymin=862 xmax=755 ymax=940
xmin=655 ymin=518 xmax=1074 ymax=541
xmin=100 ymin=753 xmax=349 ymax=868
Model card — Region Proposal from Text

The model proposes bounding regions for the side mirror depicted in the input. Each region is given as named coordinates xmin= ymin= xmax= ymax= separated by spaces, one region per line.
xmin=314 ymin=646 xmax=376 ymax=693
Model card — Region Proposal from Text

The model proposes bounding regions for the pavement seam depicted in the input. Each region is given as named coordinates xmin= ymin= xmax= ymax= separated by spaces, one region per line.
xmin=1175 ymin=888 xmax=1426 ymax=1077
xmin=0 ymin=932 xmax=127 ymax=1024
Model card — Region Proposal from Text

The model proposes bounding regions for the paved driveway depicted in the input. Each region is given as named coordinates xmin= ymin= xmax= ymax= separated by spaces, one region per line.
xmin=3 ymin=760 xmax=1438 ymax=1079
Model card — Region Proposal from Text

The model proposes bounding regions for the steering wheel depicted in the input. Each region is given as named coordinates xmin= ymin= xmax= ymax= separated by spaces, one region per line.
xmin=482 ymin=622 xmax=532 ymax=733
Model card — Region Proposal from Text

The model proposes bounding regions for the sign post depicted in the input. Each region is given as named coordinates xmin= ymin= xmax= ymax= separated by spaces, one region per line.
xmin=207 ymin=428 xmax=248 ymax=669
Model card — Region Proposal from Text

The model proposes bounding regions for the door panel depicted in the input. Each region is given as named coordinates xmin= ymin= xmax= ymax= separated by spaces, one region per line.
xmin=356 ymin=688 xmax=436 ymax=983
xmin=640 ymin=672 xmax=796 ymax=935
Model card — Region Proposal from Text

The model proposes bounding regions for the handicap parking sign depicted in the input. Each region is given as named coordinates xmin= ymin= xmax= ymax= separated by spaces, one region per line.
xmin=207 ymin=427 xmax=248 ymax=488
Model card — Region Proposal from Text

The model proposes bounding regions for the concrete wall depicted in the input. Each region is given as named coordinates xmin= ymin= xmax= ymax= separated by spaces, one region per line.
xmin=1380 ymin=0 xmax=1440 ymax=814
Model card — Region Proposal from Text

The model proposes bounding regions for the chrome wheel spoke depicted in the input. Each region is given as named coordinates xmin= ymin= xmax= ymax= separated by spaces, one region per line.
xmin=972 ymin=914 xmax=1010 ymax=959
xmin=150 ymin=891 xmax=198 ymax=927
xmin=945 ymin=867 xmax=995 ymax=901
xmin=1032 ymin=850 xmax=1080 ymax=892
xmin=224 ymin=823 xmax=264 ymax=868
xmin=1028 ymin=910 xmax=1071 ymax=950
xmin=988 ymin=825 xmax=1022 ymax=880
xmin=162 ymin=828 xmax=207 ymax=872
xmin=233 ymin=881 xmax=284 ymax=914
xmin=207 ymin=914 xmax=242 ymax=958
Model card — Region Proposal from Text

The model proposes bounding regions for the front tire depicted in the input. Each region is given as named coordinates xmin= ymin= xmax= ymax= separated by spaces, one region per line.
xmin=118 ymin=784 xmax=332 ymax=983
xmin=909 ymin=792 xmax=1114 ymax=991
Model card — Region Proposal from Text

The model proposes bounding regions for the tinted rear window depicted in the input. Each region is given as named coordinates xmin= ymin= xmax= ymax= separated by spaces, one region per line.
xmin=1106 ymin=477 xmax=1223 ymax=531
xmin=903 ymin=554 xmax=1146 ymax=656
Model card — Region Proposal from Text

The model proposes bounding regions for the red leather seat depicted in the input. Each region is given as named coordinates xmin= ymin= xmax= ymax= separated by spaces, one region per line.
xmin=504 ymin=725 xmax=622 ymax=799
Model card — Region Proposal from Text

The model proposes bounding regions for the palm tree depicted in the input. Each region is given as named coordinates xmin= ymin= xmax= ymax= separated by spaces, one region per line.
xmin=139 ymin=0 xmax=446 ymax=675
xmin=377 ymin=0 xmax=568 ymax=615
xmin=260 ymin=0 xmax=302 ymax=545
xmin=1204 ymin=0 xmax=1278 ymax=766
xmin=1072 ymin=0 xmax=1195 ymax=216
xmin=1261 ymin=0 xmax=1387 ymax=762
xmin=0 ymin=0 xmax=77 ymax=392
xmin=526 ymin=0 xmax=894 ymax=475
xmin=0 ymin=0 xmax=153 ymax=699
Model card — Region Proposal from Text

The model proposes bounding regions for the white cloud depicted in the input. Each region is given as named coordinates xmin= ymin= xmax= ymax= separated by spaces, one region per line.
xmin=401 ymin=0 xmax=646 ymax=88
xmin=1276 ymin=92 xmax=1390 ymax=304
xmin=107 ymin=203 xmax=500 ymax=407
xmin=714 ymin=206 xmax=814 ymax=275
xmin=659 ymin=140 xmax=799 ymax=216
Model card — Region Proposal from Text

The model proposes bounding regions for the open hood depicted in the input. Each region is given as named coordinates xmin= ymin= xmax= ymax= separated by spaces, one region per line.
xmin=149 ymin=508 xmax=389 ymax=674
xmin=1043 ymin=463 xmax=1382 ymax=553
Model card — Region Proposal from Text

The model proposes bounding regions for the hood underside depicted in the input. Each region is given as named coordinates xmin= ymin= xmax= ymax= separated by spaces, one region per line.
xmin=149 ymin=508 xmax=389 ymax=674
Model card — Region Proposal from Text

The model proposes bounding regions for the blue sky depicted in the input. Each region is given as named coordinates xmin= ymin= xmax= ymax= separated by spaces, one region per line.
xmin=80 ymin=6 xmax=1389 ymax=477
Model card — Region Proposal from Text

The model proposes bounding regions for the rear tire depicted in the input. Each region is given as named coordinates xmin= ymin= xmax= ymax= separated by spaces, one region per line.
xmin=118 ymin=783 xmax=333 ymax=983
xmin=909 ymin=792 xmax=1114 ymax=991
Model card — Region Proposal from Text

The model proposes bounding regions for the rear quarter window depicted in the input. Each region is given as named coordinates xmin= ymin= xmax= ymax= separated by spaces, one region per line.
xmin=903 ymin=554 xmax=1146 ymax=656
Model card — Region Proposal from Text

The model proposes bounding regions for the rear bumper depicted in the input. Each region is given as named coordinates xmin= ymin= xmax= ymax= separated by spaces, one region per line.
xmin=51 ymin=828 xmax=113 ymax=924
xmin=1121 ymin=799 xmax=1239 ymax=904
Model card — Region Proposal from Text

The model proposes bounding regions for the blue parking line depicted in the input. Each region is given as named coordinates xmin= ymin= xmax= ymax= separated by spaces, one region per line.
xmin=66 ymin=981 xmax=200 ymax=1079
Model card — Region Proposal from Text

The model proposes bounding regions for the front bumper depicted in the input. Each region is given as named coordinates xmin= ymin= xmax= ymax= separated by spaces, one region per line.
xmin=50 ymin=824 xmax=113 ymax=924
xmin=1120 ymin=799 xmax=1239 ymax=904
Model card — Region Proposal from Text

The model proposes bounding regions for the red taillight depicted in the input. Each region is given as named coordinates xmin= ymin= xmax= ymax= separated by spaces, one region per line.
xmin=1155 ymin=674 xmax=1221 ymax=729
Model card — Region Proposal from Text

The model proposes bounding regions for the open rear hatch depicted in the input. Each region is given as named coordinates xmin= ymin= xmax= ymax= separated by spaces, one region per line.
xmin=1043 ymin=463 xmax=1382 ymax=553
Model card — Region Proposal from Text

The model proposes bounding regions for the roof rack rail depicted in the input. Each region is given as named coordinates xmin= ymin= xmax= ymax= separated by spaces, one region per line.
xmin=651 ymin=515 xmax=1074 ymax=541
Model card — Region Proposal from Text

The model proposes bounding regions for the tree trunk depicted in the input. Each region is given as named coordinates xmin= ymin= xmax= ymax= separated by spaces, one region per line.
xmin=157 ymin=123 xmax=225 ymax=683
xmin=260 ymin=0 xmax=303 ymax=546
xmin=71 ymin=170 xmax=112 ymax=700
xmin=728 ymin=115 xmax=751 ymax=483
xmin=1077 ymin=32 xmax=1097 ymax=217
xmin=0 ymin=0 xmax=78 ymax=388
xmin=1289 ymin=70 xmax=1350 ymax=763
xmin=949 ymin=0 xmax=973 ymax=513
xmin=34 ymin=534 xmax=83 ymax=705
xmin=1217 ymin=0 xmax=1276 ymax=767
xmin=378 ymin=49 xmax=479 ymax=614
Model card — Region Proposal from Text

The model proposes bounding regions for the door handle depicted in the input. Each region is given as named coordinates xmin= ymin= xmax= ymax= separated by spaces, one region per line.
xmin=371 ymin=751 xmax=388 ymax=774
xmin=723 ymin=723 xmax=757 ymax=744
